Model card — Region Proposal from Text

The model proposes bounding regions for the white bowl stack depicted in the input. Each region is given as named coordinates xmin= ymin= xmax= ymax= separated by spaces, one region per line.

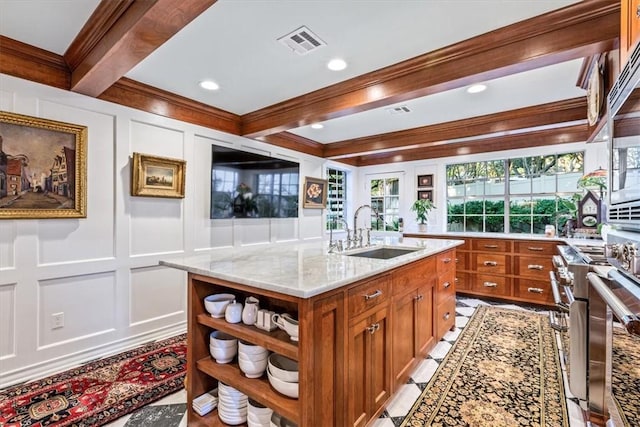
xmin=218 ymin=381 xmax=248 ymax=425
xmin=209 ymin=330 xmax=238 ymax=364
xmin=238 ymin=340 xmax=269 ymax=378
xmin=266 ymin=353 xmax=299 ymax=399
xmin=247 ymin=398 xmax=273 ymax=427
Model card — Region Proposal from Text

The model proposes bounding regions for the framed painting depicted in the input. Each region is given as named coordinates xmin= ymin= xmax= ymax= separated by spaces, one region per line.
xmin=418 ymin=190 xmax=433 ymax=202
xmin=417 ymin=174 xmax=433 ymax=188
xmin=303 ymin=176 xmax=328 ymax=209
xmin=131 ymin=153 xmax=186 ymax=198
xmin=0 ymin=111 xmax=87 ymax=219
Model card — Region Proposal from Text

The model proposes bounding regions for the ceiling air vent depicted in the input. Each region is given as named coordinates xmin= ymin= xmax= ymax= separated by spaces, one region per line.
xmin=278 ymin=26 xmax=326 ymax=55
xmin=385 ymin=105 xmax=411 ymax=115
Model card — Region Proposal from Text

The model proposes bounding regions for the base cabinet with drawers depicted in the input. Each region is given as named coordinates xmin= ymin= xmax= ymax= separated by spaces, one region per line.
xmin=183 ymin=247 xmax=457 ymax=427
xmin=405 ymin=234 xmax=562 ymax=306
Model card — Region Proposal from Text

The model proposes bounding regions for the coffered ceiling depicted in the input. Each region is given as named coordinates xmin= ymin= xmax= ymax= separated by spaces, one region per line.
xmin=0 ymin=0 xmax=620 ymax=165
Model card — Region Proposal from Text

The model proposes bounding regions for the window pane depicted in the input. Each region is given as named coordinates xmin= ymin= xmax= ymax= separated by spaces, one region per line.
xmin=485 ymin=215 xmax=505 ymax=232
xmin=510 ymin=216 xmax=531 ymax=234
xmin=385 ymin=178 xmax=399 ymax=196
xmin=465 ymin=216 xmax=483 ymax=232
xmin=371 ymin=179 xmax=384 ymax=197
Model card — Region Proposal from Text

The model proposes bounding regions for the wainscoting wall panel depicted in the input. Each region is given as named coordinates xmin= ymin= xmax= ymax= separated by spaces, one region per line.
xmin=0 ymin=222 xmax=16 ymax=270
xmin=0 ymin=283 xmax=16 ymax=359
xmin=129 ymin=265 xmax=186 ymax=328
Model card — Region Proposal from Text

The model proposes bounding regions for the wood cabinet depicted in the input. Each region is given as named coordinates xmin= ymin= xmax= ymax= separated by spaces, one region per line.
xmin=434 ymin=250 xmax=456 ymax=337
xmin=621 ymin=0 xmax=640 ymax=66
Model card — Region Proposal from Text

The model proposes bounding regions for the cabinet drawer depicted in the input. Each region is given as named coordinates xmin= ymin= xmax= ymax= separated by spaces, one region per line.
xmin=436 ymin=250 xmax=456 ymax=275
xmin=455 ymin=272 xmax=472 ymax=291
xmin=435 ymin=296 xmax=456 ymax=339
xmin=392 ymin=256 xmax=435 ymax=296
xmin=435 ymin=269 xmax=456 ymax=305
xmin=515 ymin=256 xmax=553 ymax=280
xmin=473 ymin=274 xmax=511 ymax=297
xmin=349 ymin=275 xmax=390 ymax=318
xmin=514 ymin=241 xmax=559 ymax=255
xmin=475 ymin=253 xmax=507 ymax=274
xmin=472 ymin=238 xmax=510 ymax=252
xmin=455 ymin=252 xmax=469 ymax=271
xmin=514 ymin=279 xmax=554 ymax=304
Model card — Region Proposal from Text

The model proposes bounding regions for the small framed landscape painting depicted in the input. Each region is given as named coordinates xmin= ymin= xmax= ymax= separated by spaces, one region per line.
xmin=417 ymin=174 xmax=433 ymax=188
xmin=0 ymin=111 xmax=87 ymax=219
xmin=131 ymin=152 xmax=186 ymax=198
xmin=418 ymin=190 xmax=433 ymax=201
xmin=303 ymin=176 xmax=327 ymax=208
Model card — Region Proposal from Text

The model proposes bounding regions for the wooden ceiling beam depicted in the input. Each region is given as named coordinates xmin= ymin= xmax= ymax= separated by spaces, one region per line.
xmin=324 ymin=98 xmax=587 ymax=159
xmin=241 ymin=0 xmax=619 ymax=138
xmin=351 ymin=124 xmax=589 ymax=166
xmin=257 ymin=132 xmax=324 ymax=158
xmin=65 ymin=0 xmax=217 ymax=97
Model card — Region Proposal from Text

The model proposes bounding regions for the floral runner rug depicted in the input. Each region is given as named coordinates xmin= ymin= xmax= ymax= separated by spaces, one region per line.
xmin=0 ymin=334 xmax=186 ymax=427
xmin=401 ymin=306 xmax=568 ymax=427
xmin=611 ymin=327 xmax=640 ymax=427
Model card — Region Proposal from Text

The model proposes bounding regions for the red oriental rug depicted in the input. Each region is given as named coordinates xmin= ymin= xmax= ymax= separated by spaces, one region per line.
xmin=0 ymin=334 xmax=186 ymax=427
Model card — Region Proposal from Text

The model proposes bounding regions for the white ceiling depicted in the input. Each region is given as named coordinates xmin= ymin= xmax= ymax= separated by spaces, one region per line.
xmin=0 ymin=0 xmax=585 ymax=144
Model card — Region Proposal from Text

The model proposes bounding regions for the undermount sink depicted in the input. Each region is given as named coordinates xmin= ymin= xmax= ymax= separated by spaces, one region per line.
xmin=345 ymin=247 xmax=419 ymax=259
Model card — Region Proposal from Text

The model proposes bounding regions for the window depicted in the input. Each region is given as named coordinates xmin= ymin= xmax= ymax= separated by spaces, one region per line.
xmin=370 ymin=177 xmax=400 ymax=231
xmin=326 ymin=168 xmax=347 ymax=230
xmin=446 ymin=152 xmax=584 ymax=234
xmin=256 ymin=172 xmax=299 ymax=217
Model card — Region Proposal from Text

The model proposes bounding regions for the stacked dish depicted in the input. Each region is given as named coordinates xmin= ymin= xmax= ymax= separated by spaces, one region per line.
xmin=209 ymin=331 xmax=237 ymax=364
xmin=238 ymin=340 xmax=269 ymax=378
xmin=218 ymin=381 xmax=248 ymax=425
xmin=203 ymin=293 xmax=235 ymax=318
xmin=266 ymin=354 xmax=299 ymax=399
xmin=247 ymin=398 xmax=273 ymax=427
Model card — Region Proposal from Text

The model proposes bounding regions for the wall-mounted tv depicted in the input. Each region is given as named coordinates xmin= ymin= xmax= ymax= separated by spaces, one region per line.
xmin=210 ymin=145 xmax=300 ymax=219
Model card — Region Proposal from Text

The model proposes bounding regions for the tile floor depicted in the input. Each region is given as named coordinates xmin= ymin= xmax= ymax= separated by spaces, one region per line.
xmin=105 ymin=297 xmax=586 ymax=427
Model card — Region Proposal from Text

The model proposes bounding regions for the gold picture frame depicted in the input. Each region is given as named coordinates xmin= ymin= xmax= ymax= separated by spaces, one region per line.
xmin=303 ymin=176 xmax=328 ymax=209
xmin=131 ymin=152 xmax=186 ymax=198
xmin=0 ymin=111 xmax=87 ymax=219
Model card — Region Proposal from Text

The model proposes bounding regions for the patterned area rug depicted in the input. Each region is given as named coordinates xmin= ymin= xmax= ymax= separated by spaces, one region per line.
xmin=0 ymin=334 xmax=186 ymax=427
xmin=401 ymin=306 xmax=568 ymax=427
xmin=611 ymin=327 xmax=640 ymax=427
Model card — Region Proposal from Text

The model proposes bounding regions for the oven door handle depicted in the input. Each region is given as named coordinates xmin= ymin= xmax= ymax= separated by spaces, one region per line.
xmin=549 ymin=271 xmax=569 ymax=312
xmin=587 ymin=272 xmax=640 ymax=336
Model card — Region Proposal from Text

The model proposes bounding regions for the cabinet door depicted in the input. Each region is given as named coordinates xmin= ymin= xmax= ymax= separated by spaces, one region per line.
xmin=416 ymin=281 xmax=434 ymax=356
xmin=348 ymin=316 xmax=370 ymax=427
xmin=392 ymin=288 xmax=418 ymax=385
xmin=369 ymin=306 xmax=392 ymax=416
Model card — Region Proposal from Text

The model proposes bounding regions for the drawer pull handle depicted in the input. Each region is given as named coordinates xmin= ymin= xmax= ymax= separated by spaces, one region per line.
xmin=442 ymin=257 xmax=452 ymax=264
xmin=484 ymin=244 xmax=499 ymax=249
xmin=528 ymin=287 xmax=544 ymax=294
xmin=367 ymin=323 xmax=380 ymax=334
xmin=443 ymin=312 xmax=450 ymax=320
xmin=364 ymin=289 xmax=383 ymax=300
xmin=483 ymin=281 xmax=498 ymax=287
xmin=483 ymin=261 xmax=498 ymax=266
xmin=527 ymin=246 xmax=544 ymax=251
xmin=455 ymin=258 xmax=459 ymax=263
xmin=454 ymin=277 xmax=459 ymax=284
xmin=528 ymin=264 xmax=544 ymax=270
xmin=443 ymin=281 xmax=451 ymax=289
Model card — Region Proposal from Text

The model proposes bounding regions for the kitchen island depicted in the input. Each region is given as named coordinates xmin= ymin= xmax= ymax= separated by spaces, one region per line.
xmin=161 ymin=236 xmax=462 ymax=427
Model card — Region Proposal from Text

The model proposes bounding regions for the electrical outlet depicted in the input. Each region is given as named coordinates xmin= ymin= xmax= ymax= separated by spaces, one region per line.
xmin=51 ymin=312 xmax=64 ymax=329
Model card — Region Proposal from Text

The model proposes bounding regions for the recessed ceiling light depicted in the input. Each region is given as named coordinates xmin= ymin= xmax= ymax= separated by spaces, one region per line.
xmin=327 ymin=58 xmax=347 ymax=71
xmin=466 ymin=84 xmax=487 ymax=94
xmin=199 ymin=80 xmax=219 ymax=91
xmin=311 ymin=123 xmax=324 ymax=129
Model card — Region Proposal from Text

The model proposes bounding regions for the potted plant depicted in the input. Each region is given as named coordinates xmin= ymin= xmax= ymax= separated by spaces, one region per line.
xmin=411 ymin=198 xmax=436 ymax=231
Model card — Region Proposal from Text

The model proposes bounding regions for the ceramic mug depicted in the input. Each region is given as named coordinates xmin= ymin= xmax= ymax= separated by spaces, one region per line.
xmin=272 ymin=313 xmax=299 ymax=341
xmin=225 ymin=300 xmax=243 ymax=324
xmin=242 ymin=296 xmax=259 ymax=325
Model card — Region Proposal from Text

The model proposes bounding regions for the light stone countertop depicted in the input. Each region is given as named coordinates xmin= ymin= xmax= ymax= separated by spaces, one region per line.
xmin=402 ymin=230 xmax=604 ymax=247
xmin=160 ymin=236 xmax=463 ymax=298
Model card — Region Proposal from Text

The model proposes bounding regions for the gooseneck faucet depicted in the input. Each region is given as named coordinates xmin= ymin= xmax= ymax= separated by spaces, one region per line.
xmin=353 ymin=204 xmax=380 ymax=248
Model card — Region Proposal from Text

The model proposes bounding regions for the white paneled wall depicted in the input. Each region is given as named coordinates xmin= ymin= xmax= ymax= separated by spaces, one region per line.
xmin=0 ymin=74 xmax=327 ymax=387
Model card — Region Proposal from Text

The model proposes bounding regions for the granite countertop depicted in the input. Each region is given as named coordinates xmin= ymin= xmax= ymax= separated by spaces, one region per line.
xmin=402 ymin=230 xmax=604 ymax=247
xmin=160 ymin=236 xmax=463 ymax=298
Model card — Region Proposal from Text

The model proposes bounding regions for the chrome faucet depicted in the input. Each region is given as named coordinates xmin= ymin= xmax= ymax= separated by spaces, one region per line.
xmin=328 ymin=218 xmax=350 ymax=253
xmin=353 ymin=205 xmax=380 ymax=248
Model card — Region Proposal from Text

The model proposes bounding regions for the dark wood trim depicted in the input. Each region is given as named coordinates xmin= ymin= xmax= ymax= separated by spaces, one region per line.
xmin=241 ymin=0 xmax=619 ymax=138
xmin=350 ymin=124 xmax=589 ymax=166
xmin=67 ymin=0 xmax=217 ymax=97
xmin=0 ymin=35 xmax=70 ymax=89
xmin=258 ymin=132 xmax=324 ymax=158
xmin=577 ymin=54 xmax=602 ymax=89
xmin=324 ymin=98 xmax=587 ymax=159
xmin=99 ymin=78 xmax=241 ymax=135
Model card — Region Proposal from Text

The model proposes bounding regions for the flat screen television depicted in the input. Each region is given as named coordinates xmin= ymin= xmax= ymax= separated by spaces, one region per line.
xmin=210 ymin=145 xmax=299 ymax=219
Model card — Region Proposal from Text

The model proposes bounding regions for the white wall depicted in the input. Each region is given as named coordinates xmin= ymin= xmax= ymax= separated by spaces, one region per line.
xmin=357 ymin=141 xmax=608 ymax=233
xmin=0 ymin=74 xmax=326 ymax=387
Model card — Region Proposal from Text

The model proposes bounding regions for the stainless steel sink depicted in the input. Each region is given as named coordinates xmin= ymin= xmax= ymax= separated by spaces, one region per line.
xmin=345 ymin=247 xmax=418 ymax=259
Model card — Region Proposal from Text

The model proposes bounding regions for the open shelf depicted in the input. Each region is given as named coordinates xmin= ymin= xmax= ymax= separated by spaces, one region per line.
xmin=196 ymin=356 xmax=300 ymax=424
xmin=197 ymin=313 xmax=298 ymax=360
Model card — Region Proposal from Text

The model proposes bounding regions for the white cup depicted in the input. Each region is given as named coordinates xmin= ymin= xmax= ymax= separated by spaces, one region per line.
xmin=225 ymin=300 xmax=243 ymax=324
